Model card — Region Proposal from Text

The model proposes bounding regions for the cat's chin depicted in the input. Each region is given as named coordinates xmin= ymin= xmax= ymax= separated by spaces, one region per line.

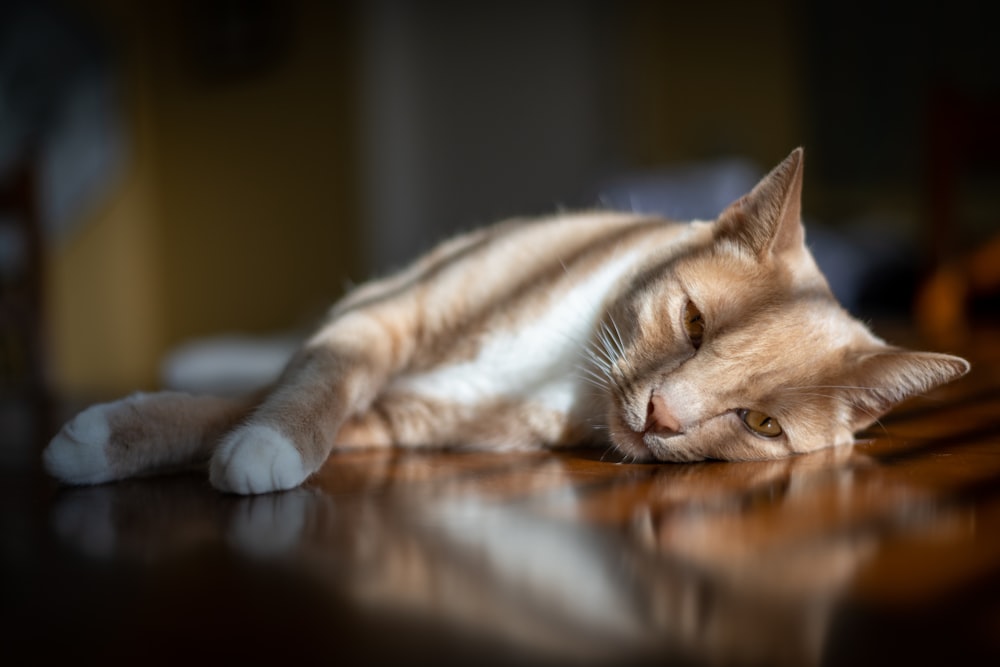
xmin=609 ymin=427 xmax=660 ymax=463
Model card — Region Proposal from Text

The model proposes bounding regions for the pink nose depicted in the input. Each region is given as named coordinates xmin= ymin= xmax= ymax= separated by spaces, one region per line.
xmin=645 ymin=394 xmax=682 ymax=434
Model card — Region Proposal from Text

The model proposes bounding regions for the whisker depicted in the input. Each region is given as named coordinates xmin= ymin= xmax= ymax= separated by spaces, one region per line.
xmin=597 ymin=324 xmax=619 ymax=364
xmin=589 ymin=332 xmax=616 ymax=362
xmin=607 ymin=313 xmax=628 ymax=360
xmin=797 ymin=384 xmax=880 ymax=391
xmin=578 ymin=379 xmax=608 ymax=392
xmin=583 ymin=346 xmax=614 ymax=374
xmin=577 ymin=377 xmax=610 ymax=393
xmin=582 ymin=357 xmax=607 ymax=378
xmin=581 ymin=366 xmax=605 ymax=384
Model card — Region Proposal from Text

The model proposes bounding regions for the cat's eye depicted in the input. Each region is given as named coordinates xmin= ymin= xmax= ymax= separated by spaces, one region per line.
xmin=683 ymin=300 xmax=705 ymax=349
xmin=739 ymin=409 xmax=783 ymax=438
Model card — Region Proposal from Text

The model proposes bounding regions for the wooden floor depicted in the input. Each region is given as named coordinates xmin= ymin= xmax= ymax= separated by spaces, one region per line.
xmin=3 ymin=328 xmax=1000 ymax=666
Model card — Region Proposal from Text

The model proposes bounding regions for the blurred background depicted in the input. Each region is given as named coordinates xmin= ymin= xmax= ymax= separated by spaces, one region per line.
xmin=1 ymin=0 xmax=998 ymax=448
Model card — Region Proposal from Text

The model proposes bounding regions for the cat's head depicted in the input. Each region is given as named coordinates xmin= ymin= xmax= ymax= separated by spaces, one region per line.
xmin=605 ymin=148 xmax=969 ymax=462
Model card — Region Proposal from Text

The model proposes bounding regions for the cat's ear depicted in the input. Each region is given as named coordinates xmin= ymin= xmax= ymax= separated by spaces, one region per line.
xmin=842 ymin=348 xmax=970 ymax=431
xmin=715 ymin=147 xmax=805 ymax=259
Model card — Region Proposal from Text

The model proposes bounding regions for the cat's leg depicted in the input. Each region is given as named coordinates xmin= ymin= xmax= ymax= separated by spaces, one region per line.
xmin=44 ymin=391 xmax=256 ymax=485
xmin=209 ymin=312 xmax=411 ymax=495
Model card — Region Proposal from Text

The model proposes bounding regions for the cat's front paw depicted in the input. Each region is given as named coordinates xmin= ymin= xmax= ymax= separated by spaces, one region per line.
xmin=43 ymin=403 xmax=115 ymax=485
xmin=210 ymin=424 xmax=308 ymax=495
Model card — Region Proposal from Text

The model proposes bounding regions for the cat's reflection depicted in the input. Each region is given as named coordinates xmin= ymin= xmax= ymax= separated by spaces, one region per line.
xmin=49 ymin=447 xmax=964 ymax=667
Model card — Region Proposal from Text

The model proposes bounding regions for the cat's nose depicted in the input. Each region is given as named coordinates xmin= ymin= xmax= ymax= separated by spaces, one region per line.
xmin=645 ymin=394 xmax=682 ymax=434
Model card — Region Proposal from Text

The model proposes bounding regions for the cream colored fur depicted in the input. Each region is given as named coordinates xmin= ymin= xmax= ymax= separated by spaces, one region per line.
xmin=44 ymin=149 xmax=969 ymax=494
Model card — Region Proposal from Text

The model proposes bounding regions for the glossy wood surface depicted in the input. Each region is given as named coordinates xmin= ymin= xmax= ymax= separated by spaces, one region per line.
xmin=3 ymin=329 xmax=1000 ymax=666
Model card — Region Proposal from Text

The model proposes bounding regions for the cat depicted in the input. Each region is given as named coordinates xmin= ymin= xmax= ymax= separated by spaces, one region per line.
xmin=43 ymin=148 xmax=970 ymax=495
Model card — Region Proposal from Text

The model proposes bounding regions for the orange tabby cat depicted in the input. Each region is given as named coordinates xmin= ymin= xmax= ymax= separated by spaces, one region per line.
xmin=44 ymin=149 xmax=969 ymax=494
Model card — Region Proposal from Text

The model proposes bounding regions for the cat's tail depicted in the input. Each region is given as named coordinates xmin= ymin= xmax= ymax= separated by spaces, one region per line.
xmin=44 ymin=390 xmax=264 ymax=486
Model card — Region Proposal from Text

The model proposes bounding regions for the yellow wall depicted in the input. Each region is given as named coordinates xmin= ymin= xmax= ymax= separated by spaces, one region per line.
xmin=48 ymin=1 xmax=360 ymax=398
xmin=47 ymin=3 xmax=164 ymax=398
xmin=148 ymin=3 xmax=360 ymax=344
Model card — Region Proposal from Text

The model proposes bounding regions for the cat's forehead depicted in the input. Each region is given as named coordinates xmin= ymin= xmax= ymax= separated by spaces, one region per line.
xmin=680 ymin=238 xmax=824 ymax=291
xmin=740 ymin=294 xmax=863 ymax=351
xmin=688 ymin=265 xmax=869 ymax=374
xmin=640 ymin=236 xmax=873 ymax=359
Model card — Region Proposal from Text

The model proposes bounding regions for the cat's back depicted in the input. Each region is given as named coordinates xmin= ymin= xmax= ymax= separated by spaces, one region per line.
xmin=335 ymin=210 xmax=703 ymax=321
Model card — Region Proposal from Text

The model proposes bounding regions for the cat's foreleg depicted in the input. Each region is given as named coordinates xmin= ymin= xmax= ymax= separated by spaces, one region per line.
xmin=44 ymin=391 xmax=256 ymax=485
xmin=208 ymin=312 xmax=410 ymax=495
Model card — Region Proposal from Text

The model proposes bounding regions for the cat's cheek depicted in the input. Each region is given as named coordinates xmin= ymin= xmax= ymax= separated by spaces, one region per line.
xmin=716 ymin=429 xmax=793 ymax=461
xmin=647 ymin=419 xmax=763 ymax=462
xmin=786 ymin=426 xmax=855 ymax=455
xmin=646 ymin=434 xmax=708 ymax=463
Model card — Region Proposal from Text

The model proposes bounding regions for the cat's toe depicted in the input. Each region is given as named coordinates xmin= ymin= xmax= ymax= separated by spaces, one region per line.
xmin=43 ymin=404 xmax=115 ymax=485
xmin=210 ymin=425 xmax=307 ymax=495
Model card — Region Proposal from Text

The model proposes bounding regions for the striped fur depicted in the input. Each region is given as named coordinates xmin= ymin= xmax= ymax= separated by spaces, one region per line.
xmin=44 ymin=149 xmax=969 ymax=494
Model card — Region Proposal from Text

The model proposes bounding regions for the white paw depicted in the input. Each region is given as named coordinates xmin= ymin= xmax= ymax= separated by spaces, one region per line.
xmin=43 ymin=403 xmax=115 ymax=485
xmin=210 ymin=425 xmax=308 ymax=495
